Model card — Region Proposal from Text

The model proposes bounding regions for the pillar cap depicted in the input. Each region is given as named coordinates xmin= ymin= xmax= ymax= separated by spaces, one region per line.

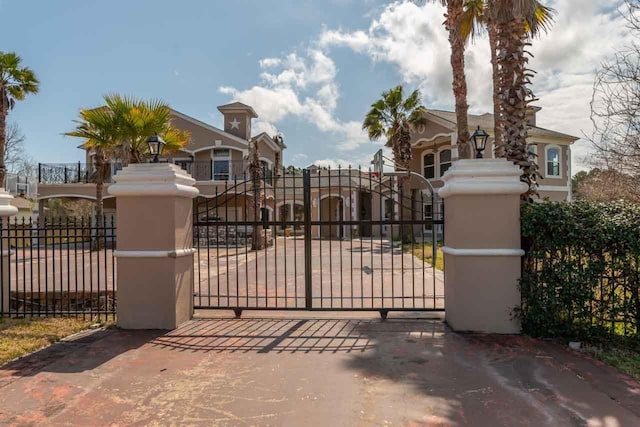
xmin=108 ymin=163 xmax=199 ymax=198
xmin=0 ymin=190 xmax=18 ymax=218
xmin=438 ymin=159 xmax=528 ymax=199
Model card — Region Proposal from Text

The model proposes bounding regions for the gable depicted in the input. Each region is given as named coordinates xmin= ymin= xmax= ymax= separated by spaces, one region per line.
xmin=170 ymin=113 xmax=248 ymax=153
xmin=411 ymin=119 xmax=454 ymax=143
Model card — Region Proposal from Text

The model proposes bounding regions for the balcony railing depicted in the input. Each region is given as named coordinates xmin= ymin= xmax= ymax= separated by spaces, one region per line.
xmin=37 ymin=160 xmax=271 ymax=185
xmin=174 ymin=160 xmax=262 ymax=182
xmin=38 ymin=163 xmax=123 ymax=184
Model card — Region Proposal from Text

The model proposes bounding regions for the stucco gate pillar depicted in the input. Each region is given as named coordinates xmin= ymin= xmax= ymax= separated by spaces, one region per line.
xmin=438 ymin=159 xmax=527 ymax=334
xmin=0 ymin=191 xmax=17 ymax=314
xmin=109 ymin=163 xmax=199 ymax=329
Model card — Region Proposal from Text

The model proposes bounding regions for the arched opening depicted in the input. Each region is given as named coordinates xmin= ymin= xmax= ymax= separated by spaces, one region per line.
xmin=320 ymin=195 xmax=344 ymax=239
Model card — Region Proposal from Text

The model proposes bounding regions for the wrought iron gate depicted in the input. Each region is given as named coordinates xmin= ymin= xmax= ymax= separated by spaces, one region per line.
xmin=193 ymin=167 xmax=444 ymax=316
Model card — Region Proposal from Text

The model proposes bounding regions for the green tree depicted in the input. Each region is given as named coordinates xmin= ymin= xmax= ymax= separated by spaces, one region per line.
xmin=66 ymin=94 xmax=191 ymax=245
xmin=0 ymin=52 xmax=39 ymax=187
xmin=104 ymin=94 xmax=190 ymax=164
xmin=65 ymin=107 xmax=119 ymax=246
xmin=362 ymin=85 xmax=428 ymax=169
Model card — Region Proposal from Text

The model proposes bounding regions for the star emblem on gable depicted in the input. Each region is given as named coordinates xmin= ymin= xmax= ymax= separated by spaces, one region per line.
xmin=230 ymin=118 xmax=241 ymax=129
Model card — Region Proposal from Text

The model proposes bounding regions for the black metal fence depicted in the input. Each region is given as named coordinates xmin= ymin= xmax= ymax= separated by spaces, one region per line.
xmin=193 ymin=167 xmax=444 ymax=316
xmin=175 ymin=160 xmax=272 ymax=184
xmin=38 ymin=163 xmax=124 ymax=184
xmin=0 ymin=216 xmax=116 ymax=319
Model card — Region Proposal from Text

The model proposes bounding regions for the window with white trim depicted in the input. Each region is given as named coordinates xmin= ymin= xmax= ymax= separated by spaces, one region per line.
xmin=423 ymin=153 xmax=435 ymax=179
xmin=213 ymin=149 xmax=230 ymax=180
xmin=439 ymin=149 xmax=452 ymax=177
xmin=546 ymin=147 xmax=561 ymax=177
xmin=423 ymin=203 xmax=433 ymax=233
xmin=527 ymin=145 xmax=537 ymax=162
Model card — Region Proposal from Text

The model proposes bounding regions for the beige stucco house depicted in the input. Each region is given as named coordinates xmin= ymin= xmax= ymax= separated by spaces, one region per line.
xmin=404 ymin=107 xmax=578 ymax=226
xmin=37 ymin=102 xmax=286 ymax=221
xmin=36 ymin=102 xmax=577 ymax=242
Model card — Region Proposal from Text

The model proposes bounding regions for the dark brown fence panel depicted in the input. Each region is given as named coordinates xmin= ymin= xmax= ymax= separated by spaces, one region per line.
xmin=0 ymin=216 xmax=116 ymax=319
xmin=193 ymin=167 xmax=444 ymax=316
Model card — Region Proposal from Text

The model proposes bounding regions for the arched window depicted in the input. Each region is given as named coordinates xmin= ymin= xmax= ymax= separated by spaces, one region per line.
xmin=439 ymin=149 xmax=452 ymax=177
xmin=546 ymin=146 xmax=561 ymax=177
xmin=423 ymin=153 xmax=435 ymax=179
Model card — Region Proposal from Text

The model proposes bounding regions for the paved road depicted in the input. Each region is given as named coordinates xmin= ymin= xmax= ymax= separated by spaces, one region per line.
xmin=0 ymin=315 xmax=638 ymax=426
xmin=7 ymin=249 xmax=115 ymax=294
xmin=195 ymin=237 xmax=445 ymax=310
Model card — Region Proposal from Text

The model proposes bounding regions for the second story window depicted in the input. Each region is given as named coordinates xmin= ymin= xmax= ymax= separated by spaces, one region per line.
xmin=439 ymin=149 xmax=452 ymax=177
xmin=423 ymin=153 xmax=435 ymax=179
xmin=213 ymin=149 xmax=230 ymax=180
xmin=527 ymin=145 xmax=537 ymax=162
xmin=546 ymin=147 xmax=561 ymax=177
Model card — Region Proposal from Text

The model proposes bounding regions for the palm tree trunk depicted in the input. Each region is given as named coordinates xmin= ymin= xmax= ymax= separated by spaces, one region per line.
xmin=447 ymin=0 xmax=472 ymax=160
xmin=489 ymin=22 xmax=505 ymax=157
xmin=93 ymin=151 xmax=105 ymax=251
xmin=249 ymin=140 xmax=264 ymax=251
xmin=0 ymin=87 xmax=7 ymax=189
xmin=497 ymin=17 xmax=538 ymax=198
xmin=251 ymin=179 xmax=264 ymax=251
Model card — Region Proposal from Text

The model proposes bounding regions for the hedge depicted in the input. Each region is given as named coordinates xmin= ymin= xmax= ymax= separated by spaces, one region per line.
xmin=520 ymin=200 xmax=640 ymax=345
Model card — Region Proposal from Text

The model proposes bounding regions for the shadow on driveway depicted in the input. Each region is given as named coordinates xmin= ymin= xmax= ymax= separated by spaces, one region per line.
xmin=0 ymin=317 xmax=638 ymax=426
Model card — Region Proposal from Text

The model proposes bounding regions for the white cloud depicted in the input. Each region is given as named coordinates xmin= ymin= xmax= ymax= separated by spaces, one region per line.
xmin=220 ymin=47 xmax=369 ymax=152
xmin=318 ymin=0 xmax=633 ymax=173
xmin=219 ymin=0 xmax=631 ymax=173
xmin=252 ymin=120 xmax=278 ymax=136
xmin=291 ymin=153 xmax=308 ymax=162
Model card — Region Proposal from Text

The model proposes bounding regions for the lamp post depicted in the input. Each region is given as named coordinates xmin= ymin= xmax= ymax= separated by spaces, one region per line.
xmin=146 ymin=135 xmax=166 ymax=163
xmin=471 ymin=126 xmax=490 ymax=159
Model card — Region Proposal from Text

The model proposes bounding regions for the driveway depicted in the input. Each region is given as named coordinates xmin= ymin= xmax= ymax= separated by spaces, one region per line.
xmin=0 ymin=315 xmax=638 ymax=426
xmin=195 ymin=237 xmax=445 ymax=310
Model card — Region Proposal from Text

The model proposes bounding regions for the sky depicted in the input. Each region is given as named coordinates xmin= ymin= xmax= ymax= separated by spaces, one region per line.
xmin=0 ymin=0 xmax=632 ymax=173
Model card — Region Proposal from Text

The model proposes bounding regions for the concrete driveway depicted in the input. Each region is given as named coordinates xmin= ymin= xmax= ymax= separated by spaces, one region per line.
xmin=0 ymin=314 xmax=638 ymax=426
xmin=195 ymin=237 xmax=445 ymax=310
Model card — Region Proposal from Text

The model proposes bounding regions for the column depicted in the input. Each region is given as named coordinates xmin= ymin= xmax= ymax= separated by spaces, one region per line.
xmin=109 ymin=163 xmax=199 ymax=329
xmin=0 ymin=191 xmax=17 ymax=314
xmin=438 ymin=159 xmax=527 ymax=334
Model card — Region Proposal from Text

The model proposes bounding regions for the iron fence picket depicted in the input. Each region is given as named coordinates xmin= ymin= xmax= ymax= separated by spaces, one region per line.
xmin=0 ymin=216 xmax=116 ymax=319
xmin=192 ymin=166 xmax=444 ymax=315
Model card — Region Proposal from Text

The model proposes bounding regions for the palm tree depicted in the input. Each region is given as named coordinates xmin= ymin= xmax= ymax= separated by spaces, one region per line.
xmin=65 ymin=108 xmax=119 ymax=249
xmin=459 ymin=0 xmax=553 ymax=158
xmin=489 ymin=0 xmax=554 ymax=197
xmin=104 ymin=94 xmax=189 ymax=164
xmin=415 ymin=1 xmax=473 ymax=159
xmin=66 ymin=95 xmax=191 ymax=244
xmin=248 ymin=139 xmax=264 ymax=250
xmin=363 ymin=85 xmax=428 ymax=242
xmin=363 ymin=85 xmax=428 ymax=170
xmin=0 ymin=52 xmax=39 ymax=187
xmin=442 ymin=0 xmax=473 ymax=159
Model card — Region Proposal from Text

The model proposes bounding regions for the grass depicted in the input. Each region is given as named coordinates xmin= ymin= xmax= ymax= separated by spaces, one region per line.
xmin=584 ymin=345 xmax=640 ymax=382
xmin=404 ymin=242 xmax=444 ymax=271
xmin=0 ymin=317 xmax=93 ymax=366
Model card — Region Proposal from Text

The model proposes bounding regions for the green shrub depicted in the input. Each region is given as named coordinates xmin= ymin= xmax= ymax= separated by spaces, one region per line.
xmin=520 ymin=200 xmax=640 ymax=346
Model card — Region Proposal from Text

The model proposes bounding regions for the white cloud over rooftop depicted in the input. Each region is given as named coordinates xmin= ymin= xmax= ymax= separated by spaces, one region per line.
xmin=220 ymin=0 xmax=633 ymax=172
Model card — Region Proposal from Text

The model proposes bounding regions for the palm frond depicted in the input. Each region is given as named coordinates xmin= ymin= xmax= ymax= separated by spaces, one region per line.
xmin=460 ymin=0 xmax=486 ymax=43
xmin=362 ymin=85 xmax=427 ymax=164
